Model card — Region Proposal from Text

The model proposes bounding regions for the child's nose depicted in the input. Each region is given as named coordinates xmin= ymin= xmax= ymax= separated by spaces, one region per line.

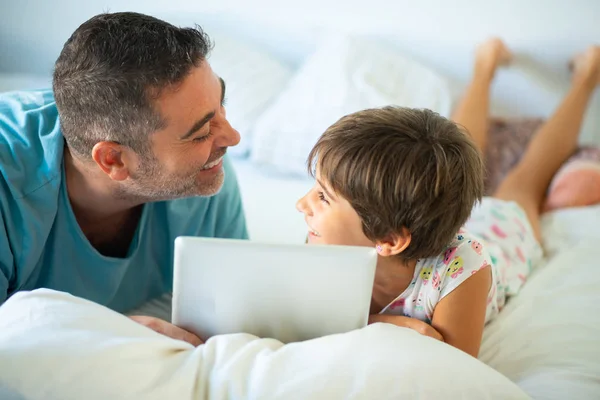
xmin=296 ymin=195 xmax=312 ymax=216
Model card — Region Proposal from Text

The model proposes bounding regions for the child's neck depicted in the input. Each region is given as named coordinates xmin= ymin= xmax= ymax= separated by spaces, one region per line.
xmin=370 ymin=257 xmax=417 ymax=314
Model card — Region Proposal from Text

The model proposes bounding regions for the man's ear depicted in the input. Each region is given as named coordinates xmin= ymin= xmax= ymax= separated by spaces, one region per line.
xmin=375 ymin=227 xmax=411 ymax=256
xmin=91 ymin=141 xmax=132 ymax=181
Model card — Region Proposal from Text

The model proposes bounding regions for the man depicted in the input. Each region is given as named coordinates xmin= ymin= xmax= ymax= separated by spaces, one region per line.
xmin=0 ymin=12 xmax=246 ymax=344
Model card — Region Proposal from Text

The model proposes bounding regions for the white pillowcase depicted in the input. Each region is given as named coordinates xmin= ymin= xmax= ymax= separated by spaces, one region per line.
xmin=250 ymin=35 xmax=453 ymax=176
xmin=208 ymin=33 xmax=294 ymax=157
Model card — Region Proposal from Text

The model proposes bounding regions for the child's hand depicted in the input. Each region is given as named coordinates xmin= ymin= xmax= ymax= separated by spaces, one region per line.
xmin=475 ymin=38 xmax=513 ymax=81
xmin=368 ymin=314 xmax=444 ymax=342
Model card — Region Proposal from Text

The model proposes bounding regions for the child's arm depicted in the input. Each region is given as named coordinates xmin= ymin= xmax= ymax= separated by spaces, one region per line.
xmin=430 ymin=266 xmax=492 ymax=357
xmin=368 ymin=314 xmax=444 ymax=342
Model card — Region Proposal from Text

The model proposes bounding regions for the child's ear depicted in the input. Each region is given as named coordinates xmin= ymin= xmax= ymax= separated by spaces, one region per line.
xmin=375 ymin=227 xmax=411 ymax=256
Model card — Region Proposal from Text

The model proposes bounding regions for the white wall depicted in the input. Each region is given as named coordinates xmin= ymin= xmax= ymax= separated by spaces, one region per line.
xmin=0 ymin=0 xmax=599 ymax=140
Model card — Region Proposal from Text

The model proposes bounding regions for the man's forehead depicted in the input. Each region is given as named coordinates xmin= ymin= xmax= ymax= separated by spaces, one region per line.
xmin=154 ymin=63 xmax=220 ymax=120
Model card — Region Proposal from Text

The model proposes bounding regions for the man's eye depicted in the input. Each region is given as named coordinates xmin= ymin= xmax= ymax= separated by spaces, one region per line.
xmin=194 ymin=131 xmax=213 ymax=142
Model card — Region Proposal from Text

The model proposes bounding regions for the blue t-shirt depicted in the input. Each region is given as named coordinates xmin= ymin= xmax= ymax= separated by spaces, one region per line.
xmin=0 ymin=90 xmax=248 ymax=312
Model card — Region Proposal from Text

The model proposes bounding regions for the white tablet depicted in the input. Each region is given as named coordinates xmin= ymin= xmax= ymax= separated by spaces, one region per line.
xmin=172 ymin=237 xmax=377 ymax=343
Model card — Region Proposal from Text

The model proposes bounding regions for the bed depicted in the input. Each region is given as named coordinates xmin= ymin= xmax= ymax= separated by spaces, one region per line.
xmin=0 ymin=163 xmax=599 ymax=399
xmin=1 ymin=11 xmax=600 ymax=399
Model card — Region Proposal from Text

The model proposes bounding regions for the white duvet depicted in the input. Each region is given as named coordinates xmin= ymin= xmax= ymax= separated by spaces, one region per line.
xmin=0 ymin=206 xmax=599 ymax=399
xmin=0 ymin=290 xmax=528 ymax=399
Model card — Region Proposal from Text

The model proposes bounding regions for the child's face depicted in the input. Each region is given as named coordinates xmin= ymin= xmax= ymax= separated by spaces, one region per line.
xmin=296 ymin=172 xmax=373 ymax=247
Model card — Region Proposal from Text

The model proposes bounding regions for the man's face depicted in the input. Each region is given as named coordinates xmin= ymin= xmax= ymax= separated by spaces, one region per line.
xmin=122 ymin=62 xmax=239 ymax=201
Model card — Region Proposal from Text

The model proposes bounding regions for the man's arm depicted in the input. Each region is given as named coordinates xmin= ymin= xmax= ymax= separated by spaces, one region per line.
xmin=129 ymin=315 xmax=202 ymax=346
xmin=0 ymin=268 xmax=8 ymax=305
xmin=0 ymin=211 xmax=14 ymax=305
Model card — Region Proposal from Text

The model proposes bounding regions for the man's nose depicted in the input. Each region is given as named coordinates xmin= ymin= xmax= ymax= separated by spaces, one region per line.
xmin=215 ymin=114 xmax=241 ymax=148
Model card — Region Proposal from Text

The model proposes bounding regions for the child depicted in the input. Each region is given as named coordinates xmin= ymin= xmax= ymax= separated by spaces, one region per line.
xmin=296 ymin=39 xmax=600 ymax=357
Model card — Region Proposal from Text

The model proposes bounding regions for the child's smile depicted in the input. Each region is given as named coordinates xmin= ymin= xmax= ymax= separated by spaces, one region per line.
xmin=296 ymin=172 xmax=373 ymax=248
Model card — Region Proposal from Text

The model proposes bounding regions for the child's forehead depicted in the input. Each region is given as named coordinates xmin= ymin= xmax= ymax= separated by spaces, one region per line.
xmin=313 ymin=167 xmax=337 ymax=194
xmin=316 ymin=177 xmax=332 ymax=190
xmin=313 ymin=164 xmax=323 ymax=180
xmin=314 ymin=169 xmax=331 ymax=187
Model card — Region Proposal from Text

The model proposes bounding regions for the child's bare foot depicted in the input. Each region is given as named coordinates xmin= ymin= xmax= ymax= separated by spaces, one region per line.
xmin=474 ymin=38 xmax=513 ymax=81
xmin=570 ymin=46 xmax=600 ymax=88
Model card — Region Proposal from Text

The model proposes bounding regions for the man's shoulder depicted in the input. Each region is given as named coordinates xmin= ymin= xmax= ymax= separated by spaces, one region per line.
xmin=0 ymin=90 xmax=64 ymax=200
xmin=0 ymin=91 xmax=64 ymax=290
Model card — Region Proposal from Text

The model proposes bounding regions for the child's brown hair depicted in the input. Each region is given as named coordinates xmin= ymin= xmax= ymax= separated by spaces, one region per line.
xmin=308 ymin=106 xmax=484 ymax=260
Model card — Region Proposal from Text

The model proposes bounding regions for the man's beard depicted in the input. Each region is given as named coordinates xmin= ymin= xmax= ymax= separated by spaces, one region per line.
xmin=115 ymin=150 xmax=226 ymax=203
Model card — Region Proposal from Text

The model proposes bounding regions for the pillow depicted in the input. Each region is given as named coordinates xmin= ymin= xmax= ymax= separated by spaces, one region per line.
xmin=208 ymin=33 xmax=294 ymax=158
xmin=0 ymin=289 xmax=528 ymax=399
xmin=249 ymin=35 xmax=453 ymax=176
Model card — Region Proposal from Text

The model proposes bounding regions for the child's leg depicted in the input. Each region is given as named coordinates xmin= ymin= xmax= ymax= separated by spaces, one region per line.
xmin=452 ymin=38 xmax=512 ymax=152
xmin=494 ymin=46 xmax=600 ymax=242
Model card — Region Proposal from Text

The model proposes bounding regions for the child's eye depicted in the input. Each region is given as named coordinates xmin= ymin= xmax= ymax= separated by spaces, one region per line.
xmin=317 ymin=191 xmax=330 ymax=204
